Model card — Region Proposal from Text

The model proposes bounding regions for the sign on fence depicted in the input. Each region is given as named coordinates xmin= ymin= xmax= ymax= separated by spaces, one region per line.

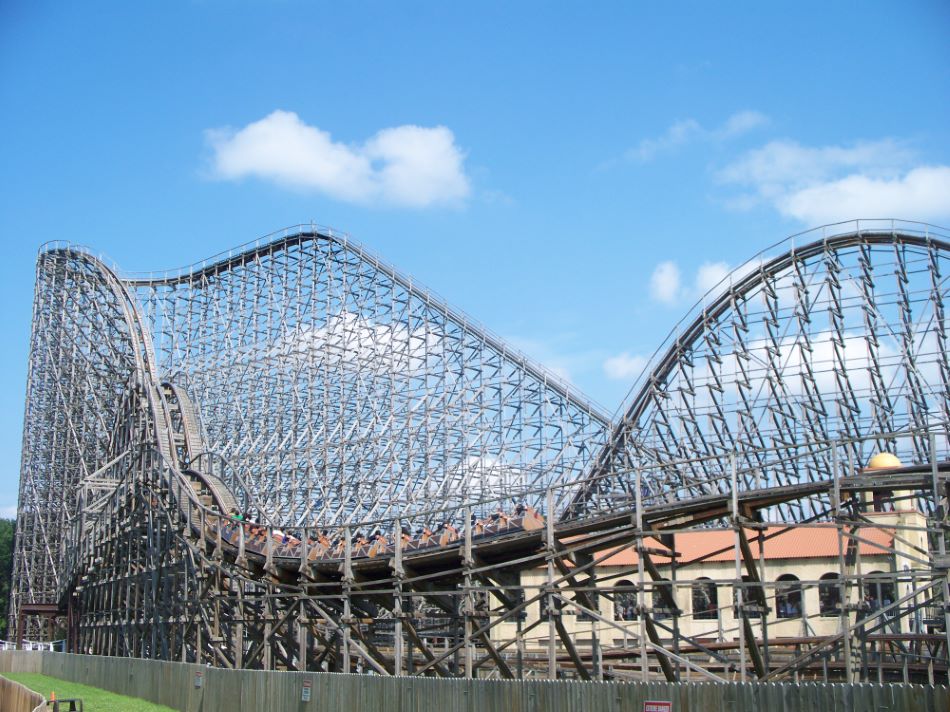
xmin=194 ymin=670 xmax=203 ymax=689
xmin=301 ymin=678 xmax=312 ymax=702
xmin=644 ymin=702 xmax=671 ymax=712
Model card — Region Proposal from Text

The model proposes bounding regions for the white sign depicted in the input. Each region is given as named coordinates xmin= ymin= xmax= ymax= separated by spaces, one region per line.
xmin=301 ymin=678 xmax=312 ymax=702
xmin=643 ymin=702 xmax=671 ymax=712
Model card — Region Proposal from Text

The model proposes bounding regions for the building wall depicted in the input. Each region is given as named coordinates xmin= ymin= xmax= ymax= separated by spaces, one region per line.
xmin=492 ymin=509 xmax=930 ymax=650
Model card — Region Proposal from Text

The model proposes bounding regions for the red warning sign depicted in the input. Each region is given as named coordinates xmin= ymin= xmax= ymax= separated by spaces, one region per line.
xmin=643 ymin=702 xmax=671 ymax=712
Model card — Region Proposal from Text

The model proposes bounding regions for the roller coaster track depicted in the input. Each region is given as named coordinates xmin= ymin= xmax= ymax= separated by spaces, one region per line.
xmin=11 ymin=220 xmax=950 ymax=683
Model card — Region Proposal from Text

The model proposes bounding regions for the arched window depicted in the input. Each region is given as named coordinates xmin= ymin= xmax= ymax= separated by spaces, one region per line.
xmin=864 ymin=571 xmax=896 ymax=611
xmin=819 ymin=572 xmax=840 ymax=617
xmin=692 ymin=578 xmax=718 ymax=620
xmin=614 ymin=580 xmax=638 ymax=621
xmin=776 ymin=574 xmax=802 ymax=619
xmin=653 ymin=578 xmax=674 ymax=620
xmin=733 ymin=575 xmax=763 ymax=618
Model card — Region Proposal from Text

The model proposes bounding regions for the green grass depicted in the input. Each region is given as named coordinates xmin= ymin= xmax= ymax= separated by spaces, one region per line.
xmin=2 ymin=673 xmax=178 ymax=712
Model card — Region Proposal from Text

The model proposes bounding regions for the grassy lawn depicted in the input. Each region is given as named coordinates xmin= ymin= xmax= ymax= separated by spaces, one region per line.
xmin=2 ymin=673 xmax=178 ymax=712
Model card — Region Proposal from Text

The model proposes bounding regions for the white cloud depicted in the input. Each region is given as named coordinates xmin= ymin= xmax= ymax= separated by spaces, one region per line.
xmin=632 ymin=119 xmax=703 ymax=162
xmin=718 ymin=138 xmax=950 ymax=224
xmin=604 ymin=352 xmax=649 ymax=381
xmin=206 ymin=110 xmax=471 ymax=208
xmin=778 ymin=166 xmax=950 ymax=225
xmin=650 ymin=260 xmax=732 ymax=305
xmin=272 ymin=312 xmax=443 ymax=374
xmin=650 ymin=261 xmax=682 ymax=304
xmin=695 ymin=261 xmax=731 ymax=295
xmin=718 ymin=138 xmax=911 ymax=191
xmin=630 ymin=110 xmax=768 ymax=162
xmin=504 ymin=335 xmax=583 ymax=384
xmin=718 ymin=110 xmax=770 ymax=139
xmin=0 ymin=505 xmax=16 ymax=518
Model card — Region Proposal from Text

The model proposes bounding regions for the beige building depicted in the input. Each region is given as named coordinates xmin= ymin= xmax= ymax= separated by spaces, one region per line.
xmin=493 ymin=505 xmax=930 ymax=658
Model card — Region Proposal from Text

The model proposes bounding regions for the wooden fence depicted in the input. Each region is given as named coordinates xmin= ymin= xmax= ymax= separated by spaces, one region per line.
xmin=0 ymin=674 xmax=46 ymax=712
xmin=0 ymin=651 xmax=947 ymax=712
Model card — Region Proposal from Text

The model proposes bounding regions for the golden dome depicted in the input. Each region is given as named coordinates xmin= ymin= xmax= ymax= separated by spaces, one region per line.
xmin=866 ymin=452 xmax=902 ymax=471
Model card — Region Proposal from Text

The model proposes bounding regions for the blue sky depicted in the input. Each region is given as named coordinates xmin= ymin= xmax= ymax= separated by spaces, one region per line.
xmin=1 ymin=1 xmax=948 ymax=516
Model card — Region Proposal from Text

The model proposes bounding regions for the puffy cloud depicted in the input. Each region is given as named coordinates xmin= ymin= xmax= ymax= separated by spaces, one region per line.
xmin=603 ymin=352 xmax=648 ymax=381
xmin=206 ymin=110 xmax=470 ymax=208
xmin=630 ymin=110 xmax=769 ymax=162
xmin=778 ymin=166 xmax=950 ymax=225
xmin=695 ymin=261 xmax=731 ymax=295
xmin=650 ymin=261 xmax=682 ymax=304
xmin=650 ymin=260 xmax=732 ymax=305
xmin=718 ymin=138 xmax=950 ymax=224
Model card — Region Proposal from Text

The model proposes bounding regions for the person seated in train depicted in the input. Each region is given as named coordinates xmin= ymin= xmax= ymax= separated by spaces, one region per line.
xmin=255 ymin=530 xmax=269 ymax=550
xmin=353 ymin=531 xmax=371 ymax=556
xmin=439 ymin=521 xmax=459 ymax=546
xmin=318 ymin=529 xmax=332 ymax=548
xmin=403 ymin=526 xmax=422 ymax=550
xmin=493 ymin=506 xmax=510 ymax=529
xmin=228 ymin=521 xmax=243 ymax=544
xmin=309 ymin=534 xmax=330 ymax=560
xmin=369 ymin=531 xmax=389 ymax=557
xmin=400 ymin=526 xmax=412 ymax=549
xmin=365 ymin=529 xmax=381 ymax=556
xmin=278 ymin=531 xmax=298 ymax=554
xmin=514 ymin=503 xmax=526 ymax=517
xmin=521 ymin=505 xmax=545 ymax=530
xmin=419 ymin=526 xmax=435 ymax=546
xmin=229 ymin=508 xmax=244 ymax=522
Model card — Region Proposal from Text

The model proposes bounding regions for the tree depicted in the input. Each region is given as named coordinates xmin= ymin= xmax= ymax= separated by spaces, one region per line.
xmin=0 ymin=518 xmax=15 ymax=639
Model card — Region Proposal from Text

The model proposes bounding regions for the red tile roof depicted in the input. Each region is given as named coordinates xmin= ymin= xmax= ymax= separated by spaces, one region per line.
xmin=597 ymin=525 xmax=893 ymax=567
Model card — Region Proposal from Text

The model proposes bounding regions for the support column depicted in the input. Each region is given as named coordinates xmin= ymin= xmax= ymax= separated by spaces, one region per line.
xmin=732 ymin=454 xmax=746 ymax=682
xmin=297 ymin=608 xmax=308 ymax=671
xmin=544 ymin=488 xmax=557 ymax=680
xmin=342 ymin=526 xmax=352 ymax=674
xmin=833 ymin=441 xmax=853 ymax=682
xmin=392 ymin=517 xmax=404 ymax=677
xmin=930 ymin=432 xmax=950 ymax=684
xmin=635 ymin=466 xmax=649 ymax=682
xmin=463 ymin=506 xmax=474 ymax=679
